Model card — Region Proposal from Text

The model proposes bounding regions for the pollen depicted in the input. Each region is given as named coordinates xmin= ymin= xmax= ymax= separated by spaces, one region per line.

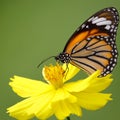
xmin=42 ymin=63 xmax=65 ymax=88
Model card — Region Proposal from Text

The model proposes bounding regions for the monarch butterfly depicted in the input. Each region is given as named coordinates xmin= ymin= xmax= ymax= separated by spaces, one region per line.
xmin=55 ymin=7 xmax=119 ymax=76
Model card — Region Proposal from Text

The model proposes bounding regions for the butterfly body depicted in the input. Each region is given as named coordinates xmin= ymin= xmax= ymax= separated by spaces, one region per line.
xmin=55 ymin=7 xmax=119 ymax=76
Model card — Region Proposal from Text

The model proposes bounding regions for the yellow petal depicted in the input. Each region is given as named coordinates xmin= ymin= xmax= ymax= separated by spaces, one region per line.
xmin=9 ymin=76 xmax=51 ymax=97
xmin=7 ymin=88 xmax=56 ymax=120
xmin=84 ymin=71 xmax=113 ymax=92
xmin=52 ymin=99 xmax=82 ymax=119
xmin=52 ymin=88 xmax=77 ymax=103
xmin=30 ymin=89 xmax=55 ymax=119
xmin=7 ymin=97 xmax=35 ymax=120
xmin=63 ymin=70 xmax=111 ymax=93
xmin=64 ymin=79 xmax=89 ymax=92
xmin=74 ymin=92 xmax=112 ymax=110
xmin=62 ymin=63 xmax=80 ymax=82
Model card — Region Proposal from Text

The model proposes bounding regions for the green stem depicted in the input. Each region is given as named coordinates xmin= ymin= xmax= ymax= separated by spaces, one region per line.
xmin=67 ymin=116 xmax=70 ymax=120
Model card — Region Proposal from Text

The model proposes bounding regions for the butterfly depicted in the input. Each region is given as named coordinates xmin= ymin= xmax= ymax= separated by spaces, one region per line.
xmin=55 ymin=7 xmax=119 ymax=76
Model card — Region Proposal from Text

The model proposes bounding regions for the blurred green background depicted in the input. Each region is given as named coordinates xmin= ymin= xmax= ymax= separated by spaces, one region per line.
xmin=0 ymin=0 xmax=120 ymax=120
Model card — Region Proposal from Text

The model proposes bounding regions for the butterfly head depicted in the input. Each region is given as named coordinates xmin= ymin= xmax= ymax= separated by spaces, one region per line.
xmin=55 ymin=53 xmax=71 ymax=63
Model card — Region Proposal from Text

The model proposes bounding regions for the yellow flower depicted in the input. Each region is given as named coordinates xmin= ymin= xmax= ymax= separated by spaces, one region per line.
xmin=7 ymin=63 xmax=112 ymax=120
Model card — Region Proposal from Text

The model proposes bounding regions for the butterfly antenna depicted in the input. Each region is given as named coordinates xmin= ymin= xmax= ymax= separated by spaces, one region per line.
xmin=37 ymin=56 xmax=56 ymax=68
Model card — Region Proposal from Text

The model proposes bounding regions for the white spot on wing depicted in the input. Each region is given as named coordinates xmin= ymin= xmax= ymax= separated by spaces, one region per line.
xmin=92 ymin=17 xmax=106 ymax=24
xmin=96 ymin=20 xmax=112 ymax=26
xmin=81 ymin=24 xmax=85 ymax=28
xmin=105 ymin=25 xmax=111 ymax=30
xmin=111 ymin=25 xmax=115 ymax=28
xmin=88 ymin=16 xmax=94 ymax=22
xmin=92 ymin=16 xmax=98 ymax=21
xmin=107 ymin=9 xmax=111 ymax=11
xmin=86 ymin=25 xmax=89 ymax=28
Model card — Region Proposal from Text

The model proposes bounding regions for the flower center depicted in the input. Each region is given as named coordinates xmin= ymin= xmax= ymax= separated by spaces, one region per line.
xmin=42 ymin=64 xmax=65 ymax=88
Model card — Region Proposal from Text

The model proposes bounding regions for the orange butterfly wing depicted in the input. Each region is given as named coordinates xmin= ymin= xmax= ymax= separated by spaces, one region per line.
xmin=62 ymin=7 xmax=119 ymax=76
